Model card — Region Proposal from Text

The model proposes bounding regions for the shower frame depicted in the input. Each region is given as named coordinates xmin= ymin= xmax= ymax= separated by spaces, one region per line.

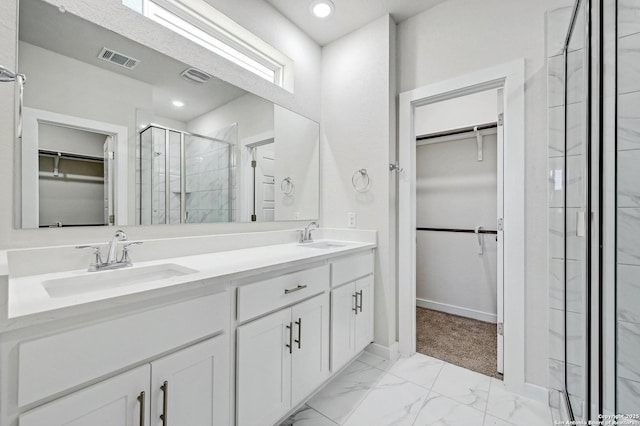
xmin=138 ymin=123 xmax=234 ymax=225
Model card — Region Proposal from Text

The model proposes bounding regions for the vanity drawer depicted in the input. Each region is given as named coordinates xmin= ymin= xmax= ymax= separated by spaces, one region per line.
xmin=237 ymin=265 xmax=329 ymax=322
xmin=18 ymin=290 xmax=229 ymax=407
xmin=331 ymin=251 xmax=374 ymax=287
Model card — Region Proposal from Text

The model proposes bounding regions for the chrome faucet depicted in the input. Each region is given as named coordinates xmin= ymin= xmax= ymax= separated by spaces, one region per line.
xmin=106 ymin=229 xmax=127 ymax=264
xmin=299 ymin=221 xmax=319 ymax=243
xmin=77 ymin=230 xmax=143 ymax=272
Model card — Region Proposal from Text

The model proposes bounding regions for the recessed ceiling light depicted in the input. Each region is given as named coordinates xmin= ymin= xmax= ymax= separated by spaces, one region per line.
xmin=172 ymin=100 xmax=185 ymax=108
xmin=310 ymin=0 xmax=334 ymax=18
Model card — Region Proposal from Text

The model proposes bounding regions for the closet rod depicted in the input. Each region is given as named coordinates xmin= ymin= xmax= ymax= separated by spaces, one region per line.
xmin=38 ymin=149 xmax=104 ymax=163
xmin=39 ymin=223 xmax=106 ymax=228
xmin=417 ymin=227 xmax=498 ymax=235
xmin=416 ymin=122 xmax=497 ymax=142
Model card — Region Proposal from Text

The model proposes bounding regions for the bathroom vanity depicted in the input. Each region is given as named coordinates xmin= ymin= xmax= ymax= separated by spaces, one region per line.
xmin=0 ymin=231 xmax=376 ymax=426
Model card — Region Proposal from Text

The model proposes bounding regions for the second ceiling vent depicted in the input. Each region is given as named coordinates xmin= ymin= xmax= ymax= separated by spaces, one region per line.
xmin=98 ymin=47 xmax=140 ymax=70
xmin=180 ymin=67 xmax=212 ymax=84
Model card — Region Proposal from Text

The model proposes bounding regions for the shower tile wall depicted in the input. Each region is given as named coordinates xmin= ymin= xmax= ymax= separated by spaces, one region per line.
xmin=136 ymin=127 xmax=168 ymax=225
xmin=617 ymin=1 xmax=640 ymax=415
xmin=546 ymin=3 xmax=573 ymax=416
xmin=136 ymin=124 xmax=237 ymax=225
xmin=184 ymin=124 xmax=237 ymax=224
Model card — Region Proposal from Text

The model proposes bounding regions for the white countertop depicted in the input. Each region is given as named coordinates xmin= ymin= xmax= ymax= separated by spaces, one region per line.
xmin=8 ymin=239 xmax=375 ymax=319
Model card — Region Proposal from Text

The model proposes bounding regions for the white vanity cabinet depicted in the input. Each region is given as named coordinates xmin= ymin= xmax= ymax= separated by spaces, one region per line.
xmin=236 ymin=265 xmax=330 ymax=426
xmin=20 ymin=365 xmax=151 ymax=426
xmin=12 ymin=290 xmax=231 ymax=426
xmin=150 ymin=336 xmax=228 ymax=426
xmin=20 ymin=336 xmax=228 ymax=426
xmin=330 ymin=253 xmax=375 ymax=372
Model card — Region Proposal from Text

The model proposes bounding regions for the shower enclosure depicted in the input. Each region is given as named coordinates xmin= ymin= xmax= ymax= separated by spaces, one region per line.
xmin=136 ymin=124 xmax=236 ymax=225
xmin=550 ymin=0 xmax=640 ymax=421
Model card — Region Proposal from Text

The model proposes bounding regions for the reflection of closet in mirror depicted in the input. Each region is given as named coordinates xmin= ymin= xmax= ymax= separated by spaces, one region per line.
xmin=136 ymin=124 xmax=237 ymax=225
xmin=37 ymin=124 xmax=111 ymax=228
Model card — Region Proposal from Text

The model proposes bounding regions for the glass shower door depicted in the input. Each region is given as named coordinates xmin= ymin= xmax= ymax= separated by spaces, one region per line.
xmin=564 ymin=0 xmax=590 ymax=420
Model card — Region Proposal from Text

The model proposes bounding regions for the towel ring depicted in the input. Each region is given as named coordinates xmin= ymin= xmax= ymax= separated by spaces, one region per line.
xmin=352 ymin=169 xmax=371 ymax=193
xmin=281 ymin=177 xmax=294 ymax=195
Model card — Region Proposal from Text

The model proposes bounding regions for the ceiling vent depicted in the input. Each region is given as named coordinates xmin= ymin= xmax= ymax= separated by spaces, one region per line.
xmin=180 ymin=67 xmax=212 ymax=84
xmin=98 ymin=47 xmax=140 ymax=70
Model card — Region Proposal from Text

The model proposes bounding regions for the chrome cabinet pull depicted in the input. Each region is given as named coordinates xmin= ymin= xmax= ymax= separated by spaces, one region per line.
xmin=352 ymin=293 xmax=358 ymax=315
xmin=160 ymin=381 xmax=168 ymax=425
xmin=137 ymin=391 xmax=145 ymax=426
xmin=284 ymin=284 xmax=307 ymax=294
xmin=286 ymin=322 xmax=293 ymax=354
xmin=294 ymin=318 xmax=302 ymax=349
xmin=357 ymin=290 xmax=363 ymax=313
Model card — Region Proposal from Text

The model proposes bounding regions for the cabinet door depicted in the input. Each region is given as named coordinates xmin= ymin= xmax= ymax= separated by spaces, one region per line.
xmin=150 ymin=336 xmax=229 ymax=426
xmin=236 ymin=308 xmax=292 ymax=426
xmin=20 ymin=365 xmax=150 ymax=426
xmin=291 ymin=293 xmax=330 ymax=406
xmin=355 ymin=275 xmax=374 ymax=353
xmin=330 ymin=283 xmax=356 ymax=372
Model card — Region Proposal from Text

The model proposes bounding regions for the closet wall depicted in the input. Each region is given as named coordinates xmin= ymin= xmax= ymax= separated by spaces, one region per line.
xmin=38 ymin=124 xmax=108 ymax=227
xmin=415 ymin=91 xmax=499 ymax=322
xmin=416 ymin=135 xmax=498 ymax=322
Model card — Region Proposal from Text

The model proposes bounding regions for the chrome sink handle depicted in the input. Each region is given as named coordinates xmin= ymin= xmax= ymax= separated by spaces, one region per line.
xmin=76 ymin=245 xmax=103 ymax=271
xmin=120 ymin=241 xmax=143 ymax=264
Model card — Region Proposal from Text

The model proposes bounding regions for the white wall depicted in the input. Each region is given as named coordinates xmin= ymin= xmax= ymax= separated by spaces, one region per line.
xmin=398 ymin=0 xmax=553 ymax=387
xmin=273 ymin=105 xmax=319 ymax=221
xmin=0 ymin=0 xmax=321 ymax=249
xmin=321 ymin=15 xmax=397 ymax=348
xmin=415 ymin=89 xmax=499 ymax=136
xmin=416 ymin=136 xmax=498 ymax=322
xmin=187 ymin=93 xmax=273 ymax=141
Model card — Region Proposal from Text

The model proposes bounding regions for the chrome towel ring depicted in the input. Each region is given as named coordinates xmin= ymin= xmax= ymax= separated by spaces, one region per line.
xmin=352 ymin=169 xmax=371 ymax=192
xmin=281 ymin=177 xmax=294 ymax=195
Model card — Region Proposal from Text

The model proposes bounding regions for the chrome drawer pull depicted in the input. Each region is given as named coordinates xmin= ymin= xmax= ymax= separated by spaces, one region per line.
xmin=284 ymin=284 xmax=308 ymax=294
xmin=357 ymin=290 xmax=363 ymax=313
xmin=352 ymin=293 xmax=358 ymax=315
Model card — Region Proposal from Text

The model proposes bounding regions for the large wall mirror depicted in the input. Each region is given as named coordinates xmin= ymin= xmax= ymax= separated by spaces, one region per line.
xmin=15 ymin=0 xmax=319 ymax=229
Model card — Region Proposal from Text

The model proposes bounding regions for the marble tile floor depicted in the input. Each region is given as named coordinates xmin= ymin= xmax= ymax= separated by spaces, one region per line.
xmin=280 ymin=352 xmax=553 ymax=426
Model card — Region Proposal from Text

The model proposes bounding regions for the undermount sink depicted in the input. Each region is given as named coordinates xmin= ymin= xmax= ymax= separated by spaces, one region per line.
xmin=298 ymin=241 xmax=347 ymax=249
xmin=42 ymin=263 xmax=199 ymax=298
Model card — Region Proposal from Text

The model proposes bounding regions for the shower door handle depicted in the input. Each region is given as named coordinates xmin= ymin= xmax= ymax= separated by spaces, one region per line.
xmin=576 ymin=211 xmax=586 ymax=237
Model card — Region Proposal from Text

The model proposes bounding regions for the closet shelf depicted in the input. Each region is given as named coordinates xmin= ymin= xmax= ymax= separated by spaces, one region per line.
xmin=38 ymin=149 xmax=104 ymax=164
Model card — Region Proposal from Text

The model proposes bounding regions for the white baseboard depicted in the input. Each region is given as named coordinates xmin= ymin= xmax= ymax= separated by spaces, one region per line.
xmin=522 ymin=383 xmax=549 ymax=404
xmin=366 ymin=341 xmax=399 ymax=362
xmin=416 ymin=298 xmax=497 ymax=324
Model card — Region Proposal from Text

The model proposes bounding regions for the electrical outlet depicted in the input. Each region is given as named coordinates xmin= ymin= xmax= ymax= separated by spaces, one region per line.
xmin=347 ymin=212 xmax=357 ymax=228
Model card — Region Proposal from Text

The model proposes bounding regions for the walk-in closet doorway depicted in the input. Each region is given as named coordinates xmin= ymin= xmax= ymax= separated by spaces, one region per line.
xmin=398 ymin=60 xmax=530 ymax=397
xmin=413 ymin=89 xmax=504 ymax=378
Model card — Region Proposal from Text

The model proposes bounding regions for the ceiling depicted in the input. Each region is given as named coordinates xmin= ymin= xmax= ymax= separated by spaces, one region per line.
xmin=19 ymin=0 xmax=247 ymax=123
xmin=264 ymin=0 xmax=447 ymax=46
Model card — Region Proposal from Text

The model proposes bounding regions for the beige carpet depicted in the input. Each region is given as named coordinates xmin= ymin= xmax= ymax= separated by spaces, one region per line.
xmin=416 ymin=307 xmax=503 ymax=379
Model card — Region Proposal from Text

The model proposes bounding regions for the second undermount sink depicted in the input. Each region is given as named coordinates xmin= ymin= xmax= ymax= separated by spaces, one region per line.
xmin=42 ymin=263 xmax=199 ymax=298
xmin=298 ymin=241 xmax=347 ymax=249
